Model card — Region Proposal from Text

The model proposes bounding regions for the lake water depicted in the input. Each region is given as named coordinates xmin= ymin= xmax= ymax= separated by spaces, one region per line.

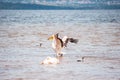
xmin=0 ymin=10 xmax=120 ymax=80
xmin=0 ymin=10 xmax=120 ymax=25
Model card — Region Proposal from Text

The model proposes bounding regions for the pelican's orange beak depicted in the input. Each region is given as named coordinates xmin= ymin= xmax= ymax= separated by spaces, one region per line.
xmin=48 ymin=35 xmax=54 ymax=40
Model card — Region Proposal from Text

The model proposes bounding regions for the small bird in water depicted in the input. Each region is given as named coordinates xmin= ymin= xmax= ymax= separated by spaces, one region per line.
xmin=40 ymin=43 xmax=42 ymax=47
xmin=48 ymin=33 xmax=78 ymax=56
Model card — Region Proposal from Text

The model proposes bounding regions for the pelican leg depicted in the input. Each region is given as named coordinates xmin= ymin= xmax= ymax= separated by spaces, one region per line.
xmin=55 ymin=50 xmax=63 ymax=57
xmin=54 ymin=49 xmax=60 ymax=57
xmin=57 ymin=49 xmax=63 ymax=57
xmin=58 ymin=53 xmax=63 ymax=57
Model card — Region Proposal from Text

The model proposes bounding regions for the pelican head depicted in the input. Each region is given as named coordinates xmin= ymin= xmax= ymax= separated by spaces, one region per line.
xmin=48 ymin=33 xmax=59 ymax=41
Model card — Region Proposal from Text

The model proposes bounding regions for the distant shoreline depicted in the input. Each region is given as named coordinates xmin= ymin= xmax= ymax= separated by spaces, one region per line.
xmin=0 ymin=9 xmax=120 ymax=10
xmin=0 ymin=2 xmax=120 ymax=10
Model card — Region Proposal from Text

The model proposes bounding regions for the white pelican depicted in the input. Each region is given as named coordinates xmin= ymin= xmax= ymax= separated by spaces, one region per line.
xmin=41 ymin=56 xmax=60 ymax=65
xmin=48 ymin=33 xmax=78 ymax=56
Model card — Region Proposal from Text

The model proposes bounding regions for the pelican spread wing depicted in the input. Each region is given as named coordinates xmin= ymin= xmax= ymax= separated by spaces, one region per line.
xmin=62 ymin=36 xmax=78 ymax=47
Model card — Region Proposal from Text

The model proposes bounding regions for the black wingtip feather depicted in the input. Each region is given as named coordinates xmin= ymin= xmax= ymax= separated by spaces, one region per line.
xmin=69 ymin=38 xmax=78 ymax=44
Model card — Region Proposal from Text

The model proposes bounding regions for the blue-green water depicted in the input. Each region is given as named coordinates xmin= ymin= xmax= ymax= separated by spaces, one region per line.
xmin=0 ymin=10 xmax=120 ymax=26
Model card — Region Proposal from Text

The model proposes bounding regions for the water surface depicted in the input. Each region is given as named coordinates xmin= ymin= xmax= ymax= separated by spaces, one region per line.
xmin=0 ymin=10 xmax=120 ymax=80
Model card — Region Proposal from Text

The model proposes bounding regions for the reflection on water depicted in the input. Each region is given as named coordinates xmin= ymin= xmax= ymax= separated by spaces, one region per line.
xmin=0 ymin=10 xmax=120 ymax=80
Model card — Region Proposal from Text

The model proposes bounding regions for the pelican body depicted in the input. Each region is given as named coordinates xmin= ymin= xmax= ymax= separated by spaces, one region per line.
xmin=48 ymin=33 xmax=78 ymax=56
